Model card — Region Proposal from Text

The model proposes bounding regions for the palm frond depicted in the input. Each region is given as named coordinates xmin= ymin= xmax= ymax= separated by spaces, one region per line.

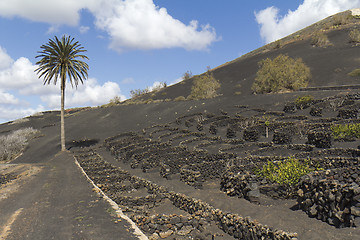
xmin=35 ymin=35 xmax=89 ymax=88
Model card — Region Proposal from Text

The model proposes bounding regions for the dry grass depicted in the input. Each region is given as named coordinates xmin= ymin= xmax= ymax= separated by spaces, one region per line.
xmin=311 ymin=32 xmax=332 ymax=47
xmin=0 ymin=128 xmax=40 ymax=161
xmin=349 ymin=29 xmax=360 ymax=43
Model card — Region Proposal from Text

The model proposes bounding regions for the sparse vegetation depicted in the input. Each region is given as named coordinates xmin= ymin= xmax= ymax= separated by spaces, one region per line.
xmin=130 ymin=88 xmax=150 ymax=98
xmin=349 ymin=29 xmax=360 ymax=43
xmin=295 ymin=95 xmax=314 ymax=110
xmin=252 ymin=54 xmax=311 ymax=94
xmin=331 ymin=123 xmax=360 ymax=140
xmin=0 ymin=128 xmax=40 ymax=161
xmin=188 ymin=69 xmax=220 ymax=100
xmin=348 ymin=68 xmax=360 ymax=77
xmin=255 ymin=157 xmax=316 ymax=186
xmin=109 ymin=96 xmax=122 ymax=104
xmin=174 ymin=96 xmax=186 ymax=101
xmin=182 ymin=71 xmax=193 ymax=81
xmin=332 ymin=13 xmax=351 ymax=26
xmin=130 ymin=82 xmax=167 ymax=99
xmin=311 ymin=32 xmax=331 ymax=47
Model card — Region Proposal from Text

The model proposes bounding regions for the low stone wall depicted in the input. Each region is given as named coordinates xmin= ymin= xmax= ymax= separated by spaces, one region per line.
xmin=297 ymin=171 xmax=360 ymax=228
xmin=75 ymin=149 xmax=297 ymax=239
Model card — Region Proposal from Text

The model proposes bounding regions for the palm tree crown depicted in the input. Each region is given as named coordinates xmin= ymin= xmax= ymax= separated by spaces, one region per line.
xmin=35 ymin=35 xmax=89 ymax=88
xmin=35 ymin=35 xmax=89 ymax=151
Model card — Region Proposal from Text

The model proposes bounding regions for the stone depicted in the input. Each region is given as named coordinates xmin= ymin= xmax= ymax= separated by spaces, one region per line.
xmin=149 ymin=233 xmax=159 ymax=240
xmin=297 ymin=189 xmax=304 ymax=198
xmin=328 ymin=217 xmax=340 ymax=227
xmin=283 ymin=103 xmax=296 ymax=113
xmin=177 ymin=226 xmax=193 ymax=236
xmin=159 ymin=230 xmax=173 ymax=238
xmin=310 ymin=107 xmax=322 ymax=117
xmin=273 ymin=131 xmax=292 ymax=144
xmin=307 ymin=131 xmax=331 ymax=148
xmin=351 ymin=206 xmax=360 ymax=217
xmin=309 ymin=205 xmax=318 ymax=217
xmin=243 ymin=129 xmax=259 ymax=142
xmin=354 ymin=217 xmax=360 ymax=227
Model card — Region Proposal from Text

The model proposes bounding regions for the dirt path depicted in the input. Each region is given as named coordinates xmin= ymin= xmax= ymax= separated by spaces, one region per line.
xmin=0 ymin=152 xmax=144 ymax=240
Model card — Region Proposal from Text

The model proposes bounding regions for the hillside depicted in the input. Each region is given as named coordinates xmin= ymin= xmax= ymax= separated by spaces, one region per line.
xmin=1 ymin=10 xmax=360 ymax=240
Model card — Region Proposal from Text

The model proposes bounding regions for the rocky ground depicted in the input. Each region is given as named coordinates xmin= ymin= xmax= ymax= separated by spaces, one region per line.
xmin=68 ymin=92 xmax=360 ymax=239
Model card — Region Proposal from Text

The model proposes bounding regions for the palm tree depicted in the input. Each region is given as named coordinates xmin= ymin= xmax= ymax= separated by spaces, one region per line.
xmin=35 ymin=35 xmax=89 ymax=151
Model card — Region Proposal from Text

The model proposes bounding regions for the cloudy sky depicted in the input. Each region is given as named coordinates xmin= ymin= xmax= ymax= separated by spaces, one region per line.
xmin=0 ymin=0 xmax=360 ymax=123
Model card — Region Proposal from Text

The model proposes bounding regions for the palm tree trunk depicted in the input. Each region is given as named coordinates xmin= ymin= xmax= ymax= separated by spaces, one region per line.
xmin=60 ymin=78 xmax=66 ymax=151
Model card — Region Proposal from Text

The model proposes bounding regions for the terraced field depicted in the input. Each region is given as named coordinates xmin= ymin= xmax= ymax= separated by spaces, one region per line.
xmin=72 ymin=93 xmax=360 ymax=239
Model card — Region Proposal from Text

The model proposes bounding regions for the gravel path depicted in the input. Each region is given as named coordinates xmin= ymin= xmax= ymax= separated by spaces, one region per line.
xmin=0 ymin=152 xmax=143 ymax=240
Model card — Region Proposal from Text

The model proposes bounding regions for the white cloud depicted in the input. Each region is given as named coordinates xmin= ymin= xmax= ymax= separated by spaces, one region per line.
xmin=255 ymin=0 xmax=360 ymax=43
xmin=41 ymin=78 xmax=126 ymax=109
xmin=169 ymin=77 xmax=184 ymax=86
xmin=121 ymin=77 xmax=135 ymax=84
xmin=0 ymin=0 xmax=218 ymax=52
xmin=0 ymin=46 xmax=13 ymax=70
xmin=47 ymin=25 xmax=60 ymax=34
xmin=0 ymin=57 xmax=41 ymax=90
xmin=0 ymin=0 xmax=98 ymax=26
xmin=92 ymin=0 xmax=218 ymax=52
xmin=0 ymin=90 xmax=20 ymax=105
xmin=0 ymin=105 xmax=45 ymax=123
xmin=79 ymin=25 xmax=90 ymax=34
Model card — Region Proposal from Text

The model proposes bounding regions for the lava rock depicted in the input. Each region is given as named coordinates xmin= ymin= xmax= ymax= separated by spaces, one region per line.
xmin=226 ymin=128 xmax=236 ymax=139
xmin=243 ymin=129 xmax=259 ymax=142
xmin=273 ymin=131 xmax=292 ymax=144
xmin=307 ymin=131 xmax=331 ymax=148
xmin=283 ymin=103 xmax=296 ymax=113
xmin=310 ymin=107 xmax=322 ymax=117
xmin=337 ymin=109 xmax=358 ymax=119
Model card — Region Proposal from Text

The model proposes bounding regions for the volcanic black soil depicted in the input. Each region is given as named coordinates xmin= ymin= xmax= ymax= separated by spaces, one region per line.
xmin=1 ymin=89 xmax=360 ymax=239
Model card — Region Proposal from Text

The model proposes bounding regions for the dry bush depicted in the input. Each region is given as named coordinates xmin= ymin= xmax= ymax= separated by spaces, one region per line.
xmin=332 ymin=14 xmax=351 ymax=26
xmin=0 ymin=128 xmax=39 ymax=161
xmin=130 ymin=88 xmax=150 ymax=98
xmin=174 ymin=96 xmax=186 ymax=101
xmin=109 ymin=96 xmax=122 ymax=104
xmin=188 ymin=70 xmax=220 ymax=100
xmin=348 ymin=68 xmax=360 ymax=77
xmin=311 ymin=32 xmax=331 ymax=47
xmin=252 ymin=54 xmax=311 ymax=94
xmin=349 ymin=29 xmax=360 ymax=43
xmin=182 ymin=71 xmax=193 ymax=81
xmin=151 ymin=82 xmax=167 ymax=92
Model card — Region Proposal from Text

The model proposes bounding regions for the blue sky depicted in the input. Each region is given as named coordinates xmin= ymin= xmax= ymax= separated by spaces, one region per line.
xmin=0 ymin=0 xmax=360 ymax=123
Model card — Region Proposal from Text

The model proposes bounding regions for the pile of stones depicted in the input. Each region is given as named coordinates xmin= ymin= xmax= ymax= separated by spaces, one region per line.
xmin=297 ymin=171 xmax=360 ymax=228
xmin=0 ymin=173 xmax=16 ymax=186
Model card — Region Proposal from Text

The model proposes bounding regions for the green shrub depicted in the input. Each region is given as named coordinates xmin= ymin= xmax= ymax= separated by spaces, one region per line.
xmin=349 ymin=29 xmax=360 ymax=43
xmin=0 ymin=128 xmax=40 ymax=161
xmin=311 ymin=32 xmax=331 ymax=47
xmin=252 ymin=54 xmax=311 ymax=94
xmin=331 ymin=123 xmax=360 ymax=140
xmin=255 ymin=157 xmax=316 ymax=186
xmin=348 ymin=68 xmax=360 ymax=77
xmin=188 ymin=70 xmax=220 ymax=100
xmin=295 ymin=95 xmax=314 ymax=109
